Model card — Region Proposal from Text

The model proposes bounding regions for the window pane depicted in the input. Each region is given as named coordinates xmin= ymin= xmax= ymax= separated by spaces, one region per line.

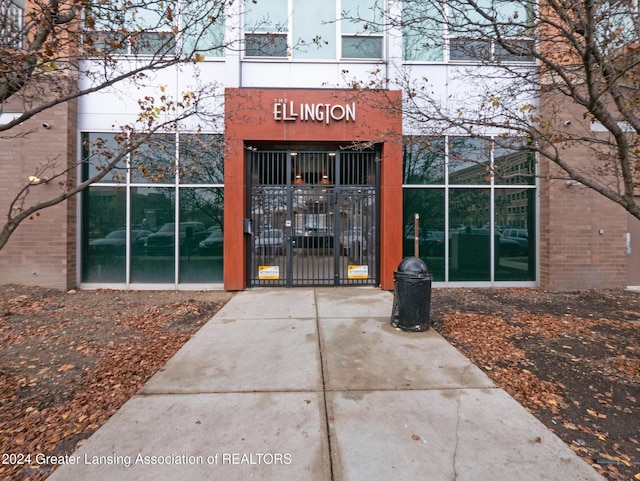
xmin=403 ymin=0 xmax=444 ymax=61
xmin=130 ymin=134 xmax=176 ymax=183
xmin=449 ymin=37 xmax=490 ymax=61
xmin=403 ymin=189 xmax=446 ymax=281
xmin=181 ymin=0 xmax=225 ymax=57
xmin=245 ymin=33 xmax=288 ymax=56
xmin=341 ymin=0 xmax=383 ymax=34
xmin=448 ymin=137 xmax=491 ymax=185
xmin=82 ymin=187 xmax=126 ymax=282
xmin=494 ymin=140 xmax=535 ymax=185
xmin=130 ymin=187 xmax=176 ymax=283
xmin=292 ymin=0 xmax=336 ymax=59
xmin=81 ymin=133 xmax=127 ymax=183
xmin=403 ymin=137 xmax=445 ymax=185
xmin=342 ymin=35 xmax=382 ymax=58
xmin=179 ymin=134 xmax=224 ymax=184
xmin=179 ymin=188 xmax=224 ymax=283
xmin=449 ymin=189 xmax=491 ymax=281
xmin=244 ymin=0 xmax=288 ymax=31
xmin=494 ymin=38 xmax=534 ymax=62
xmin=130 ymin=31 xmax=176 ymax=55
xmin=495 ymin=188 xmax=535 ymax=281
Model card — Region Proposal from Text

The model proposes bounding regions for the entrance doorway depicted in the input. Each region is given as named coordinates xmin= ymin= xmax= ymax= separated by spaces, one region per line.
xmin=248 ymin=147 xmax=379 ymax=287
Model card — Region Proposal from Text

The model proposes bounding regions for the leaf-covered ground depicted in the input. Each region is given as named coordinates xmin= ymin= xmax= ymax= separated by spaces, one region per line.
xmin=431 ymin=288 xmax=640 ymax=481
xmin=0 ymin=285 xmax=233 ymax=481
xmin=0 ymin=286 xmax=638 ymax=481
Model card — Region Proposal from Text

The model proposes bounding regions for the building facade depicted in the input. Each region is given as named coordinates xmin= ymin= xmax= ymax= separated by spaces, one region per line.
xmin=1 ymin=0 xmax=639 ymax=291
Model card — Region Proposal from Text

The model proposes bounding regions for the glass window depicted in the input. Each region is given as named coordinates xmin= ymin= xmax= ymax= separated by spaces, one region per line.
xmin=179 ymin=188 xmax=224 ymax=282
xmin=245 ymin=33 xmax=288 ymax=56
xmin=403 ymin=0 xmax=444 ymax=62
xmin=449 ymin=188 xmax=491 ymax=281
xmin=448 ymin=137 xmax=491 ymax=185
xmin=1 ymin=0 xmax=24 ymax=48
xmin=130 ymin=134 xmax=176 ymax=184
xmin=341 ymin=0 xmax=383 ymax=59
xmin=82 ymin=187 xmax=127 ymax=282
xmin=244 ymin=0 xmax=288 ymax=57
xmin=84 ymin=0 xmax=177 ymax=56
xmin=130 ymin=187 xmax=176 ymax=283
xmin=403 ymin=137 xmax=446 ymax=185
xmin=494 ymin=140 xmax=535 ymax=185
xmin=403 ymin=189 xmax=446 ymax=281
xmin=341 ymin=35 xmax=383 ymax=58
xmin=81 ymin=133 xmax=128 ymax=183
xmin=179 ymin=134 xmax=224 ymax=184
xmin=495 ymin=188 xmax=535 ymax=280
xmin=292 ymin=0 xmax=336 ymax=59
xmin=181 ymin=0 xmax=225 ymax=57
xmin=447 ymin=0 xmax=534 ymax=62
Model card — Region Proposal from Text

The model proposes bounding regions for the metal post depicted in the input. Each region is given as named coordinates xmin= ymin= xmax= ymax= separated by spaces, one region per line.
xmin=414 ymin=213 xmax=419 ymax=258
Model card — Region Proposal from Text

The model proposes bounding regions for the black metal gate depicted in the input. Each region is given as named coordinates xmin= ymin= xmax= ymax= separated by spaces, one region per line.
xmin=248 ymin=148 xmax=379 ymax=287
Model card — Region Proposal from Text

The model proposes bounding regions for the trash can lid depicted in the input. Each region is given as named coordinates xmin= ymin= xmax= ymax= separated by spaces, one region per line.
xmin=396 ymin=256 xmax=428 ymax=274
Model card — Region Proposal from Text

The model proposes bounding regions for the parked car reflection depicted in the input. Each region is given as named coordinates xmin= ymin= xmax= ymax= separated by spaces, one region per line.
xmin=145 ymin=222 xmax=207 ymax=255
xmin=89 ymin=229 xmax=152 ymax=255
xmin=199 ymin=226 xmax=224 ymax=254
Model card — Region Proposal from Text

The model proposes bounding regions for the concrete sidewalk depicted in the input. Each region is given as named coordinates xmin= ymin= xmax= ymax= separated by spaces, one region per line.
xmin=47 ymin=287 xmax=604 ymax=481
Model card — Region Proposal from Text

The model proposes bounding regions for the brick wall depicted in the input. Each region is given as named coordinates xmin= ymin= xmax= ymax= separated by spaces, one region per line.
xmin=538 ymin=148 xmax=630 ymax=290
xmin=0 ymin=100 xmax=78 ymax=290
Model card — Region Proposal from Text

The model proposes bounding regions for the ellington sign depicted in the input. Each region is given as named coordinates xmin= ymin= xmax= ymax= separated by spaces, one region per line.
xmin=273 ymin=99 xmax=356 ymax=124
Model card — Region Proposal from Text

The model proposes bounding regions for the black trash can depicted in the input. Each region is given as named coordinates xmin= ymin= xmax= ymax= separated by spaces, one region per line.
xmin=391 ymin=257 xmax=433 ymax=332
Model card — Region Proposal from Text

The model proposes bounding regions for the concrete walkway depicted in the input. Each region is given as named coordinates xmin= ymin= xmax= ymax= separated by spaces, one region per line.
xmin=47 ymin=287 xmax=604 ymax=481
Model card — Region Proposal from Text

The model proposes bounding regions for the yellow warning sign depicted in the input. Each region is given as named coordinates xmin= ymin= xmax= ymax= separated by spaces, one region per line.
xmin=347 ymin=265 xmax=369 ymax=279
xmin=258 ymin=265 xmax=280 ymax=280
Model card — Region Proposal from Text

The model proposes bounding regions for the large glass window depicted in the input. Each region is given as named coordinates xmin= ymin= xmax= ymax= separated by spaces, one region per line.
xmin=244 ymin=0 xmax=288 ymax=57
xmin=179 ymin=188 xmax=224 ymax=283
xmin=402 ymin=135 xmax=536 ymax=284
xmin=401 ymin=0 xmax=535 ymax=63
xmin=1 ymin=0 xmax=24 ymax=48
xmin=130 ymin=187 xmax=176 ymax=283
xmin=403 ymin=137 xmax=445 ymax=184
xmin=403 ymin=0 xmax=444 ymax=61
xmin=341 ymin=0 xmax=384 ymax=59
xmin=293 ymin=0 xmax=336 ymax=59
xmin=449 ymin=137 xmax=491 ymax=185
xmin=403 ymin=189 xmax=446 ymax=281
xmin=84 ymin=0 xmax=225 ymax=57
xmin=80 ymin=132 xmax=224 ymax=287
xmin=82 ymin=187 xmax=127 ymax=282
xmin=448 ymin=0 xmax=534 ymax=62
xmin=495 ymin=188 xmax=535 ymax=281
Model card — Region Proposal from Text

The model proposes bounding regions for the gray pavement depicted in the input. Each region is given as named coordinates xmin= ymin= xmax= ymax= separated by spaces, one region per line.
xmin=46 ymin=287 xmax=605 ymax=481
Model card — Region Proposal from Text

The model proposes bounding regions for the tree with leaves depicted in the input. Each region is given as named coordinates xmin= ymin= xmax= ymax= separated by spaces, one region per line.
xmin=368 ymin=0 xmax=640 ymax=220
xmin=0 ymin=0 xmax=231 ymax=250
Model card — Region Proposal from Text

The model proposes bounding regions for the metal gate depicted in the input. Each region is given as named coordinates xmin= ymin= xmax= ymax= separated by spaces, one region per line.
xmin=248 ymin=148 xmax=379 ymax=287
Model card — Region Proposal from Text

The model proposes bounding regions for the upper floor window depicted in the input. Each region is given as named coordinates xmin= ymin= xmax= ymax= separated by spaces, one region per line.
xmin=243 ymin=0 xmax=382 ymax=60
xmin=0 ymin=0 xmax=24 ymax=49
xmin=403 ymin=0 xmax=535 ymax=63
xmin=341 ymin=0 xmax=384 ymax=59
xmin=244 ymin=0 xmax=289 ymax=57
xmin=84 ymin=0 xmax=225 ymax=58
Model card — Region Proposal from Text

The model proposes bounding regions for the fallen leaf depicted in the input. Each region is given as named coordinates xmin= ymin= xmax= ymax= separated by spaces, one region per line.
xmin=58 ymin=364 xmax=75 ymax=372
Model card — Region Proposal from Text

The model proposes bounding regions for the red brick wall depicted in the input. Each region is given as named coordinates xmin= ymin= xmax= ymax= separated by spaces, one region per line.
xmin=538 ymin=149 xmax=629 ymax=290
xmin=0 ymin=100 xmax=78 ymax=290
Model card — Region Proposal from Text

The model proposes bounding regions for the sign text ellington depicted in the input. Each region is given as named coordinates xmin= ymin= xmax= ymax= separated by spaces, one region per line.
xmin=273 ymin=99 xmax=356 ymax=124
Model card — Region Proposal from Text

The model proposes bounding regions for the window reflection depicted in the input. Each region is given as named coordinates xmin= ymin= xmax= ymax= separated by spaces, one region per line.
xmin=82 ymin=187 xmax=127 ymax=282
